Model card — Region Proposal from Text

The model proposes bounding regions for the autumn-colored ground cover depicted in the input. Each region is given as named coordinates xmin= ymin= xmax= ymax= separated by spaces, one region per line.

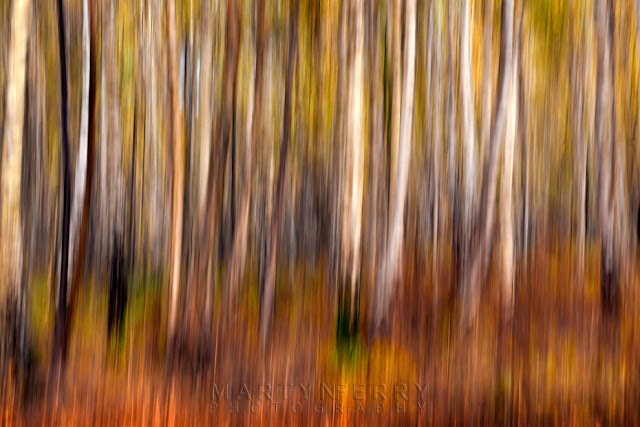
xmin=3 ymin=242 xmax=640 ymax=425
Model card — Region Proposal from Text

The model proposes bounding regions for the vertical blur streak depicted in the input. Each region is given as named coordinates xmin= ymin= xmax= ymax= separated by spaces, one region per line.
xmin=464 ymin=0 xmax=514 ymax=326
xmin=343 ymin=0 xmax=365 ymax=324
xmin=0 ymin=0 xmax=30 ymax=359
xmin=64 ymin=0 xmax=98 ymax=373
xmin=481 ymin=0 xmax=494 ymax=160
xmin=198 ymin=0 xmax=214 ymax=324
xmin=460 ymin=0 xmax=478 ymax=322
xmin=5 ymin=0 xmax=640 ymax=424
xmin=595 ymin=0 xmax=618 ymax=315
xmin=167 ymin=0 xmax=184 ymax=345
xmin=103 ymin=0 xmax=124 ymax=248
xmin=225 ymin=0 xmax=265 ymax=310
xmin=260 ymin=0 xmax=298 ymax=343
xmin=500 ymin=15 xmax=519 ymax=315
xmin=572 ymin=0 xmax=586 ymax=286
xmin=431 ymin=0 xmax=442 ymax=303
xmin=51 ymin=0 xmax=72 ymax=380
xmin=637 ymin=0 xmax=640 ymax=227
xmin=374 ymin=0 xmax=416 ymax=330
xmin=69 ymin=0 xmax=90 ymax=271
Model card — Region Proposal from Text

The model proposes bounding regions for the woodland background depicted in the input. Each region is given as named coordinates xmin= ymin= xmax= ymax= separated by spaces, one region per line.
xmin=1 ymin=0 xmax=640 ymax=424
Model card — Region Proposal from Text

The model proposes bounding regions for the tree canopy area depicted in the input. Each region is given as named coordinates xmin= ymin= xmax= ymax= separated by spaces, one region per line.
xmin=1 ymin=0 xmax=640 ymax=424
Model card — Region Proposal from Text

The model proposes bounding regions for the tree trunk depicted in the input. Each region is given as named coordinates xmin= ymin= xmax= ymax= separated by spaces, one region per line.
xmin=218 ymin=0 xmax=241 ymax=264
xmin=432 ymin=2 xmax=442 ymax=300
xmin=69 ymin=0 xmax=91 ymax=273
xmin=105 ymin=0 xmax=124 ymax=243
xmin=637 ymin=0 xmax=640 ymax=248
xmin=389 ymin=0 xmax=402 ymax=212
xmin=572 ymin=0 xmax=587 ymax=285
xmin=340 ymin=0 xmax=365 ymax=325
xmin=226 ymin=0 xmax=266 ymax=310
xmin=463 ymin=0 xmax=514 ymax=325
xmin=523 ymin=0 xmax=533 ymax=269
xmin=260 ymin=0 xmax=298 ymax=343
xmin=0 ymin=0 xmax=30 ymax=364
xmin=373 ymin=0 xmax=417 ymax=329
xmin=447 ymin=2 xmax=460 ymax=287
xmin=51 ymin=0 xmax=72 ymax=382
xmin=147 ymin=0 xmax=161 ymax=269
xmin=198 ymin=0 xmax=214 ymax=324
xmin=595 ymin=0 xmax=618 ymax=315
xmin=198 ymin=0 xmax=214 ymax=231
xmin=167 ymin=0 xmax=184 ymax=345
xmin=367 ymin=0 xmax=384 ymax=302
xmin=481 ymin=0 xmax=494 ymax=156
xmin=200 ymin=0 xmax=241 ymax=317
xmin=99 ymin=58 xmax=108 ymax=263
xmin=56 ymin=0 xmax=98 ymax=372
xmin=459 ymin=0 xmax=480 ymax=318
xmin=329 ymin=0 xmax=347 ymax=296
xmin=500 ymin=33 xmax=518 ymax=315
xmin=461 ymin=0 xmax=477 ymax=229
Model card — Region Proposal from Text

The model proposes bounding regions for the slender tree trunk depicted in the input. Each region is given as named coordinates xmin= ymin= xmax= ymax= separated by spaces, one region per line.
xmin=367 ymin=0 xmax=383 ymax=299
xmin=573 ymin=0 xmax=587 ymax=285
xmin=459 ymin=0 xmax=478 ymax=317
xmin=374 ymin=0 xmax=417 ymax=329
xmin=612 ymin=3 xmax=629 ymax=289
xmin=481 ymin=0 xmax=494 ymax=155
xmin=595 ymin=0 xmax=618 ymax=315
xmin=99 ymin=59 xmax=108 ymax=263
xmin=464 ymin=0 xmax=514 ymax=325
xmin=167 ymin=0 xmax=184 ymax=345
xmin=0 ymin=0 xmax=30 ymax=363
xmin=51 ymin=0 xmax=72 ymax=382
xmin=148 ymin=0 xmax=161 ymax=269
xmin=500 ymin=33 xmax=518 ymax=315
xmin=461 ymin=0 xmax=477 ymax=227
xmin=69 ymin=0 xmax=91 ymax=272
xmin=260 ymin=0 xmax=298 ymax=343
xmin=432 ymin=2 xmax=442 ymax=300
xmin=128 ymin=99 xmax=138 ymax=269
xmin=389 ymin=0 xmax=402 ymax=208
xmin=181 ymin=24 xmax=194 ymax=292
xmin=219 ymin=0 xmax=241 ymax=262
xmin=105 ymin=0 xmax=124 ymax=242
xmin=447 ymin=2 xmax=459 ymax=286
xmin=637 ymin=0 xmax=640 ymax=248
xmin=635 ymin=0 xmax=640 ymax=244
xmin=329 ymin=0 xmax=347 ymax=294
xmin=198 ymin=0 xmax=214 ymax=230
xmin=226 ymin=0 xmax=266 ymax=308
xmin=340 ymin=0 xmax=365 ymax=325
xmin=198 ymin=0 xmax=214 ymax=324
xmin=201 ymin=0 xmax=240 ymax=314
xmin=57 ymin=0 xmax=98 ymax=370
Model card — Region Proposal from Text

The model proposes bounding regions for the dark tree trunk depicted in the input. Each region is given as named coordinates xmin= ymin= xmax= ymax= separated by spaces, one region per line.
xmin=51 ymin=0 xmax=73 ymax=381
xmin=53 ymin=0 xmax=97 ymax=378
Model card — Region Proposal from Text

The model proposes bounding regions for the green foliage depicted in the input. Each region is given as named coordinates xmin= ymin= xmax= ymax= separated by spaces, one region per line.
xmin=334 ymin=286 xmax=365 ymax=372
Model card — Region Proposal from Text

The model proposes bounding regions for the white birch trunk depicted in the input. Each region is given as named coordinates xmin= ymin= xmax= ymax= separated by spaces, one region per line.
xmin=69 ymin=0 xmax=90 ymax=276
xmin=500 ymin=47 xmax=518 ymax=313
xmin=375 ymin=0 xmax=417 ymax=326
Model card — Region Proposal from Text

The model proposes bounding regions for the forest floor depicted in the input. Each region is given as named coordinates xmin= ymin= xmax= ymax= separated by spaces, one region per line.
xmin=3 ymin=242 xmax=640 ymax=425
